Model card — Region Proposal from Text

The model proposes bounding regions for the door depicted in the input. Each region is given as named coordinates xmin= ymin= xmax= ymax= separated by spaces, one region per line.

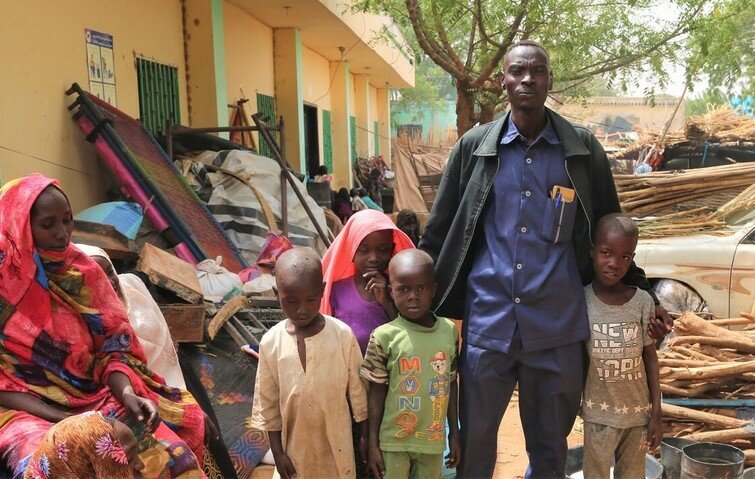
xmin=303 ymin=103 xmax=320 ymax=178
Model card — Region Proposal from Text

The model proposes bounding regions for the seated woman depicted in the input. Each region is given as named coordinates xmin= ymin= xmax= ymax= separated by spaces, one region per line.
xmin=76 ymin=244 xmax=186 ymax=390
xmin=0 ymin=174 xmax=207 ymax=478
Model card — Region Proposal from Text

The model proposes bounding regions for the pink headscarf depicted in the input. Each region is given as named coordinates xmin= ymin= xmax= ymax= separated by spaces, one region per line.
xmin=320 ymin=210 xmax=414 ymax=315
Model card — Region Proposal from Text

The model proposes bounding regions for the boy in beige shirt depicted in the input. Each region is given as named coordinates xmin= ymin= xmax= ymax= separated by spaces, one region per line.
xmin=252 ymin=248 xmax=367 ymax=478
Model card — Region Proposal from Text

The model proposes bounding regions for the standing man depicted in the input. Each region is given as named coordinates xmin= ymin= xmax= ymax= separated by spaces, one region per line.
xmin=419 ymin=40 xmax=672 ymax=478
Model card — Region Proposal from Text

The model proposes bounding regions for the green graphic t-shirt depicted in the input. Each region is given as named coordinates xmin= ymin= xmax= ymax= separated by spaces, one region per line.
xmin=361 ymin=314 xmax=458 ymax=454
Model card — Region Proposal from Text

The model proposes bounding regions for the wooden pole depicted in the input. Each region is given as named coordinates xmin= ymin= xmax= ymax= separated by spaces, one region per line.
xmin=661 ymin=403 xmax=747 ymax=429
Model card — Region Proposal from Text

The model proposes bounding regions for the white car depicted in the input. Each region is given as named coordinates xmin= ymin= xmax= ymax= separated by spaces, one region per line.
xmin=634 ymin=208 xmax=755 ymax=318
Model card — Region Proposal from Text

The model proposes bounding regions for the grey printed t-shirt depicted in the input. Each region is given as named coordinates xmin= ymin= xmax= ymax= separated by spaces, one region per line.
xmin=581 ymin=285 xmax=655 ymax=429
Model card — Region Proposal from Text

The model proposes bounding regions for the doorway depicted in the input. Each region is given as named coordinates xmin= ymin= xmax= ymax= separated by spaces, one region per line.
xmin=303 ymin=103 xmax=320 ymax=178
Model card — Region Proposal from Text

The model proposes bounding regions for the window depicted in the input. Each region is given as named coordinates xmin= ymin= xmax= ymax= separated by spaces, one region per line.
xmin=256 ymin=93 xmax=277 ymax=158
xmin=136 ymin=58 xmax=180 ymax=134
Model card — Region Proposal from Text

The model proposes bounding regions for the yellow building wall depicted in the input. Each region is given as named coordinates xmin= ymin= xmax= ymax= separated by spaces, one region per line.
xmin=0 ymin=0 xmax=187 ymax=212
xmin=558 ymin=97 xmax=686 ymax=132
xmin=317 ymin=0 xmax=414 ymax=88
xmin=223 ymin=1 xmax=275 ymax=148
xmin=302 ymin=46 xmax=332 ymax=168
xmin=302 ymin=47 xmax=332 ymax=111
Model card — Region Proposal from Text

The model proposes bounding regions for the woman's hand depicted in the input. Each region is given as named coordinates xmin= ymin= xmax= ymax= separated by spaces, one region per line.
xmin=122 ymin=391 xmax=160 ymax=433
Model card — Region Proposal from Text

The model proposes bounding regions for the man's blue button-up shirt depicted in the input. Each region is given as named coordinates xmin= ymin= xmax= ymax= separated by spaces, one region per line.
xmin=465 ymin=114 xmax=589 ymax=353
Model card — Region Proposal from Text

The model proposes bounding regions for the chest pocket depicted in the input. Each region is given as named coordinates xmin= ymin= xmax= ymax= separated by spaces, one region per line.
xmin=541 ymin=196 xmax=577 ymax=244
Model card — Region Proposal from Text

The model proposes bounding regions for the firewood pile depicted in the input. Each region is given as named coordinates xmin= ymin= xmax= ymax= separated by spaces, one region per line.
xmin=608 ymin=106 xmax=755 ymax=163
xmin=635 ymin=183 xmax=755 ymax=238
xmin=659 ymin=311 xmax=755 ymax=465
xmin=685 ymin=106 xmax=755 ymax=142
xmin=615 ymin=163 xmax=755 ymax=217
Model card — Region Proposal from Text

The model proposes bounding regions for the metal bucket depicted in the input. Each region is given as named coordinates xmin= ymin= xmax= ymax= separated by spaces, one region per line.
xmin=661 ymin=437 xmax=698 ymax=479
xmin=681 ymin=442 xmax=745 ymax=479
xmin=742 ymin=467 xmax=755 ymax=479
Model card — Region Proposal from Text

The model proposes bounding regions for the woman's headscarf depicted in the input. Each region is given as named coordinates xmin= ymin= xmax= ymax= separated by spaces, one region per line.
xmin=24 ymin=412 xmax=134 ymax=479
xmin=0 ymin=174 xmax=150 ymax=403
xmin=0 ymin=174 xmax=61 ymax=305
xmin=320 ymin=209 xmax=414 ymax=315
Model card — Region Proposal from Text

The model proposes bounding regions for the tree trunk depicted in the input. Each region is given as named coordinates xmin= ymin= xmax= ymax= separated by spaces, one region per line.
xmin=455 ymin=81 xmax=477 ymax=137
xmin=479 ymin=102 xmax=496 ymax=125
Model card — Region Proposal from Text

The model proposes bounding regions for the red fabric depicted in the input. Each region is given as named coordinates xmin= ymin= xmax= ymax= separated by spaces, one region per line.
xmin=238 ymin=232 xmax=293 ymax=283
xmin=320 ymin=209 xmax=414 ymax=315
xmin=0 ymin=174 xmax=205 ymax=473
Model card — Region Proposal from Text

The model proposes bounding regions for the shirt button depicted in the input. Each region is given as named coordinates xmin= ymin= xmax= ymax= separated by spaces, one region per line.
xmin=526 ymin=158 xmax=532 ymax=164
xmin=516 ymin=263 xmax=523 ymax=270
xmin=514 ymin=297 xmax=521 ymax=304
xmin=520 ymin=226 xmax=527 ymax=233
xmin=525 ymin=190 xmax=532 ymax=197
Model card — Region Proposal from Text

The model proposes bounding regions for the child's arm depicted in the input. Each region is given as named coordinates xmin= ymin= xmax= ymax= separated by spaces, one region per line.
xmin=251 ymin=341 xmax=292 ymax=477
xmin=446 ymin=325 xmax=461 ymax=468
xmin=269 ymin=431 xmax=297 ymax=479
xmin=346 ymin=332 xmax=369 ymax=465
xmin=368 ymin=383 xmax=388 ymax=477
xmin=643 ymin=343 xmax=663 ymax=450
xmin=361 ymin=334 xmax=390 ymax=477
xmin=445 ymin=380 xmax=461 ymax=468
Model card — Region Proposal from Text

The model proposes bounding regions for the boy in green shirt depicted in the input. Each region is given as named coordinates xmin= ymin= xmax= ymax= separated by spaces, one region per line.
xmin=361 ymin=249 xmax=460 ymax=478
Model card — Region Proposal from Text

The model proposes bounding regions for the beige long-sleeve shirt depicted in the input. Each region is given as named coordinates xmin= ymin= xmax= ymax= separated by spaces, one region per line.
xmin=252 ymin=315 xmax=367 ymax=478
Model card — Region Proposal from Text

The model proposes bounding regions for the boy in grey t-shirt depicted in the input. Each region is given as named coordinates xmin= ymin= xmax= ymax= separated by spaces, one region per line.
xmin=581 ymin=214 xmax=662 ymax=479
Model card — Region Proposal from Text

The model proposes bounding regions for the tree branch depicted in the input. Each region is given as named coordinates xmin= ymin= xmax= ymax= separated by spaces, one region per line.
xmin=564 ymin=4 xmax=704 ymax=82
xmin=466 ymin=21 xmax=477 ymax=70
xmin=405 ymin=0 xmax=462 ymax=76
xmin=471 ymin=0 xmax=530 ymax=88
xmin=430 ymin=0 xmax=466 ymax=73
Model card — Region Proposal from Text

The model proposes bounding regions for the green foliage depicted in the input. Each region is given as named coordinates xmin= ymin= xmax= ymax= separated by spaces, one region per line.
xmin=685 ymin=0 xmax=754 ymax=97
xmin=684 ymin=87 xmax=729 ymax=116
xmin=353 ymin=0 xmax=752 ymax=133
xmin=392 ymin=57 xmax=456 ymax=117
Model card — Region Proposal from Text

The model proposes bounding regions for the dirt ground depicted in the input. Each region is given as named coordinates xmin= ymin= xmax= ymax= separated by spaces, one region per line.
xmin=493 ymin=390 xmax=584 ymax=479
xmin=252 ymin=389 xmax=585 ymax=479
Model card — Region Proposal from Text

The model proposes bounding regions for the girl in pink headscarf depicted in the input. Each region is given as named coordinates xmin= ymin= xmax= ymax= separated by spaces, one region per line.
xmin=320 ymin=210 xmax=414 ymax=354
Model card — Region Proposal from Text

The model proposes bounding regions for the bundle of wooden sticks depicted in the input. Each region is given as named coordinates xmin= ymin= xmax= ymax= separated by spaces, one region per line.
xmin=659 ymin=310 xmax=755 ymax=465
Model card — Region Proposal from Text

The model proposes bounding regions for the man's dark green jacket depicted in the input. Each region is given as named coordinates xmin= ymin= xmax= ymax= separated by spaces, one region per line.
xmin=419 ymin=108 xmax=655 ymax=319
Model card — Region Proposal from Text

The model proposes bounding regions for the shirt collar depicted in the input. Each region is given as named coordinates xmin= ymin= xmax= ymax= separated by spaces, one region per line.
xmin=501 ymin=113 xmax=560 ymax=146
xmin=395 ymin=312 xmax=439 ymax=332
